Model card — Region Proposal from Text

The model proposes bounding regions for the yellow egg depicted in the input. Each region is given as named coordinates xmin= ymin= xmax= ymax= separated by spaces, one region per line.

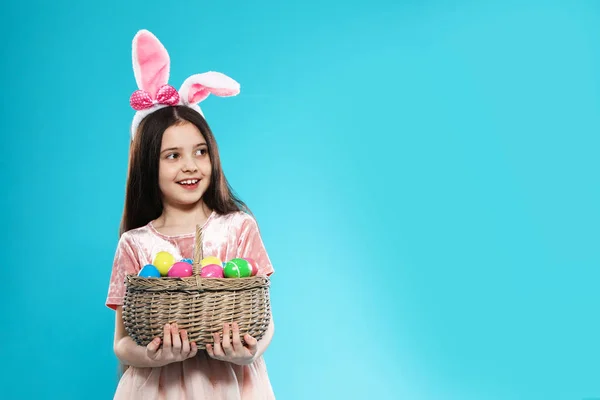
xmin=201 ymin=256 xmax=222 ymax=268
xmin=153 ymin=251 xmax=175 ymax=276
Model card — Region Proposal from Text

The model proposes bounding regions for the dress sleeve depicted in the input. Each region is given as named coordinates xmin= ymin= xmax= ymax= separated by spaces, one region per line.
xmin=236 ymin=214 xmax=275 ymax=276
xmin=106 ymin=233 xmax=141 ymax=310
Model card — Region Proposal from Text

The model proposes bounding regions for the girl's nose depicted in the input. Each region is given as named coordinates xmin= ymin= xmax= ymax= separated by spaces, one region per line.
xmin=181 ymin=156 xmax=199 ymax=172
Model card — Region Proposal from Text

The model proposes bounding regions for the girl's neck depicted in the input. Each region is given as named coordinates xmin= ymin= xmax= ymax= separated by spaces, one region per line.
xmin=152 ymin=201 xmax=213 ymax=235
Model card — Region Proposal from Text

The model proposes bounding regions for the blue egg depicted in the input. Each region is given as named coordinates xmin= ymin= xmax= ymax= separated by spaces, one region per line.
xmin=180 ymin=258 xmax=193 ymax=265
xmin=138 ymin=264 xmax=161 ymax=278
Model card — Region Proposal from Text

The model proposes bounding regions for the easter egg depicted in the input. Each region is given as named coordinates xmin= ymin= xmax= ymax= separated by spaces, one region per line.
xmin=168 ymin=261 xmax=193 ymax=278
xmin=201 ymin=256 xmax=222 ymax=267
xmin=200 ymin=264 xmax=224 ymax=278
xmin=138 ymin=264 xmax=161 ymax=278
xmin=153 ymin=251 xmax=175 ymax=276
xmin=180 ymin=258 xmax=193 ymax=265
xmin=243 ymin=257 xmax=259 ymax=276
xmin=224 ymin=258 xmax=252 ymax=278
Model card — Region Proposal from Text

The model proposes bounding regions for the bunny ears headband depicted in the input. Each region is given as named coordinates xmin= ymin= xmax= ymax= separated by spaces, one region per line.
xmin=129 ymin=29 xmax=240 ymax=139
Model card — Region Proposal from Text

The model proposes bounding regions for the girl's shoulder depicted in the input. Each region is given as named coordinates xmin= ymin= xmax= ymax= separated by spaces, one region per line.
xmin=118 ymin=223 xmax=166 ymax=247
xmin=123 ymin=223 xmax=154 ymax=236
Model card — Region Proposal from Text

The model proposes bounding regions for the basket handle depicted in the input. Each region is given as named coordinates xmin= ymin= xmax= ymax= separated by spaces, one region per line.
xmin=192 ymin=225 xmax=203 ymax=276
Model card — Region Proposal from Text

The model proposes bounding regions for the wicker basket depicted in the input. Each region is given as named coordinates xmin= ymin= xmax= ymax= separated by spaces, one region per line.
xmin=122 ymin=225 xmax=271 ymax=349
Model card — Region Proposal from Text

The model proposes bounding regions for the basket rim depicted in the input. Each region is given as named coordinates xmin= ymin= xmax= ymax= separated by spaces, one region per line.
xmin=124 ymin=274 xmax=271 ymax=292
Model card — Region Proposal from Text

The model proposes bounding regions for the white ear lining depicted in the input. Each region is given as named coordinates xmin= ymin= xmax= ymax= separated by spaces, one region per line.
xmin=131 ymin=32 xmax=144 ymax=90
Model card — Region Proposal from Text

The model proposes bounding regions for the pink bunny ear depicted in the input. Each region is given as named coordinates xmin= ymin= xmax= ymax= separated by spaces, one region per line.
xmin=179 ymin=72 xmax=240 ymax=105
xmin=132 ymin=30 xmax=170 ymax=98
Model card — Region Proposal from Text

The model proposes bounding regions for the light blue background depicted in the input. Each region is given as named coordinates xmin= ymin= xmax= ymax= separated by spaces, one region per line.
xmin=1 ymin=1 xmax=598 ymax=399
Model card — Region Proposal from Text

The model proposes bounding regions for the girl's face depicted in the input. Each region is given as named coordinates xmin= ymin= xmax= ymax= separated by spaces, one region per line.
xmin=158 ymin=122 xmax=212 ymax=208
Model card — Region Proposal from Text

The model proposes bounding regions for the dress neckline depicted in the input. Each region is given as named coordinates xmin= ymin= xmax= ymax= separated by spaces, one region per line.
xmin=148 ymin=210 xmax=216 ymax=239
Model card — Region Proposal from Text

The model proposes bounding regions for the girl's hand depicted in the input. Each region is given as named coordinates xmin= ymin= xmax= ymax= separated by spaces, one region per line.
xmin=146 ymin=323 xmax=198 ymax=367
xmin=206 ymin=322 xmax=258 ymax=365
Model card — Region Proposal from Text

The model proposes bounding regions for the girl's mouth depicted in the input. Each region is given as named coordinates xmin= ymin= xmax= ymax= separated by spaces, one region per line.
xmin=177 ymin=179 xmax=200 ymax=190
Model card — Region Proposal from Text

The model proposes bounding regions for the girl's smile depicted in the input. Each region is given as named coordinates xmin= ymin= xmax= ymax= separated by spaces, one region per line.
xmin=176 ymin=178 xmax=201 ymax=190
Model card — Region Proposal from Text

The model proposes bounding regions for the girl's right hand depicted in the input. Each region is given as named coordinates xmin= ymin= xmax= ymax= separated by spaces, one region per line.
xmin=145 ymin=323 xmax=198 ymax=366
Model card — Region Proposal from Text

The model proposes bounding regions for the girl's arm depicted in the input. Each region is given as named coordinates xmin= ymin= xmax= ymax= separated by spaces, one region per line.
xmin=252 ymin=317 xmax=275 ymax=362
xmin=113 ymin=306 xmax=198 ymax=368
xmin=113 ymin=306 xmax=163 ymax=368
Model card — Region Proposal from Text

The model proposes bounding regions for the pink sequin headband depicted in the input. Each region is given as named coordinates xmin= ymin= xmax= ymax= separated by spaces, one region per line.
xmin=129 ymin=30 xmax=240 ymax=140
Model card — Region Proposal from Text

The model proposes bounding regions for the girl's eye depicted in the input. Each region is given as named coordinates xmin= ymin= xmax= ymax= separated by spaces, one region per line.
xmin=166 ymin=153 xmax=179 ymax=160
xmin=196 ymin=148 xmax=208 ymax=156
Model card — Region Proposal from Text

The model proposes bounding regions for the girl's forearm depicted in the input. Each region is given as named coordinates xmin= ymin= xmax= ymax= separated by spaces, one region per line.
xmin=114 ymin=336 xmax=164 ymax=369
xmin=252 ymin=318 xmax=275 ymax=362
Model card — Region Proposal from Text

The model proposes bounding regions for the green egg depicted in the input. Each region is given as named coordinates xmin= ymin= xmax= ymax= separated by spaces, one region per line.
xmin=223 ymin=258 xmax=252 ymax=278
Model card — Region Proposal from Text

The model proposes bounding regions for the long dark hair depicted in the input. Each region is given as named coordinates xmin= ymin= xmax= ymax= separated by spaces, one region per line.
xmin=119 ymin=106 xmax=249 ymax=235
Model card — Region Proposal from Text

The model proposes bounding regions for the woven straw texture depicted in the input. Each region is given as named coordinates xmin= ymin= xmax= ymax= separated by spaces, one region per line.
xmin=122 ymin=225 xmax=271 ymax=349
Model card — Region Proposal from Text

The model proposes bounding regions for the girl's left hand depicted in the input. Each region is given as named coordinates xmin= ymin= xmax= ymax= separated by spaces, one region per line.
xmin=206 ymin=322 xmax=258 ymax=365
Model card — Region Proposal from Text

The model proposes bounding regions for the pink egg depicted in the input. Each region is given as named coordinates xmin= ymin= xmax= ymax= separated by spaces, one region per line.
xmin=200 ymin=264 xmax=224 ymax=278
xmin=167 ymin=261 xmax=193 ymax=278
xmin=243 ymin=258 xmax=259 ymax=276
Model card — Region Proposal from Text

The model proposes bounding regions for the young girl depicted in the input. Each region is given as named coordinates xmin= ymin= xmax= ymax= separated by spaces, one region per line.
xmin=105 ymin=30 xmax=276 ymax=399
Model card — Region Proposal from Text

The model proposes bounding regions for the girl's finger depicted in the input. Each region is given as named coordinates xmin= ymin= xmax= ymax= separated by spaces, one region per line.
xmin=222 ymin=323 xmax=233 ymax=356
xmin=163 ymin=324 xmax=172 ymax=350
xmin=231 ymin=322 xmax=244 ymax=352
xmin=206 ymin=343 xmax=215 ymax=358
xmin=146 ymin=337 xmax=161 ymax=359
xmin=180 ymin=329 xmax=190 ymax=355
xmin=188 ymin=342 xmax=198 ymax=358
xmin=244 ymin=334 xmax=258 ymax=355
xmin=212 ymin=332 xmax=225 ymax=357
xmin=171 ymin=323 xmax=182 ymax=353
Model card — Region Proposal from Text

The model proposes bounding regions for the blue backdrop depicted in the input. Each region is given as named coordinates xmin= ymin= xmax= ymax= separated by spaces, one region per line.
xmin=2 ymin=1 xmax=599 ymax=399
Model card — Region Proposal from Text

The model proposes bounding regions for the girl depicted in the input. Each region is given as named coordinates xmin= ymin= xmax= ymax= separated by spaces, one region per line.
xmin=105 ymin=30 xmax=276 ymax=399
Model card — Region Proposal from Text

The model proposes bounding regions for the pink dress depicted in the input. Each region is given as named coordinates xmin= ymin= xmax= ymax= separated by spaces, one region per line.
xmin=106 ymin=211 xmax=276 ymax=400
